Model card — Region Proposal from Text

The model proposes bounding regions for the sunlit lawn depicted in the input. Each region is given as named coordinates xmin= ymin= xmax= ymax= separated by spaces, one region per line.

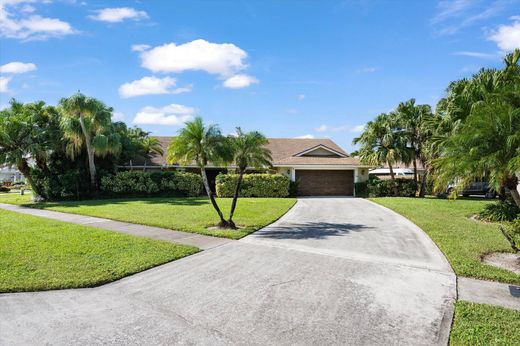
xmin=0 ymin=193 xmax=296 ymax=239
xmin=450 ymin=301 xmax=520 ymax=346
xmin=0 ymin=208 xmax=198 ymax=293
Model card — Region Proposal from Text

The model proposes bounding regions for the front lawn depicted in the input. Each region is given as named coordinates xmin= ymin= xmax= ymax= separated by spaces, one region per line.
xmin=370 ymin=197 xmax=520 ymax=285
xmin=450 ymin=301 xmax=520 ymax=346
xmin=0 ymin=191 xmax=32 ymax=205
xmin=0 ymin=194 xmax=296 ymax=239
xmin=0 ymin=208 xmax=199 ymax=293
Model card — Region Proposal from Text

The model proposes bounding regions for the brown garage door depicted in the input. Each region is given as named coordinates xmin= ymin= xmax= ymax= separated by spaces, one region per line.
xmin=295 ymin=170 xmax=354 ymax=196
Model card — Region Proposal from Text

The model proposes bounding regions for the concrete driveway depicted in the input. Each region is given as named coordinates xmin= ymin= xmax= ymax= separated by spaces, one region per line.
xmin=0 ymin=198 xmax=455 ymax=346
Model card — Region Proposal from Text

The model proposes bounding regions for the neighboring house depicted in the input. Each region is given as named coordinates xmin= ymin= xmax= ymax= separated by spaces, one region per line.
xmin=0 ymin=165 xmax=24 ymax=184
xmin=124 ymin=137 xmax=370 ymax=196
xmin=369 ymin=161 xmax=425 ymax=180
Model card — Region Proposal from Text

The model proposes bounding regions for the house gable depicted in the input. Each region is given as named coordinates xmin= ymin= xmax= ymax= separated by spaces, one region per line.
xmin=294 ymin=145 xmax=347 ymax=158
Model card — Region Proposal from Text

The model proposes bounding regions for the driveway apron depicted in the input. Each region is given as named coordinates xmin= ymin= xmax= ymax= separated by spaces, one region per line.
xmin=0 ymin=198 xmax=456 ymax=346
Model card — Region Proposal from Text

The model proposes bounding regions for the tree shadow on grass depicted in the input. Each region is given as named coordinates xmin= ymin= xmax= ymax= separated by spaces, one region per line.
xmin=255 ymin=222 xmax=372 ymax=240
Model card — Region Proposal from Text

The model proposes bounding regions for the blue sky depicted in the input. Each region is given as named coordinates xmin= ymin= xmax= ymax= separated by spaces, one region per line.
xmin=1 ymin=0 xmax=519 ymax=151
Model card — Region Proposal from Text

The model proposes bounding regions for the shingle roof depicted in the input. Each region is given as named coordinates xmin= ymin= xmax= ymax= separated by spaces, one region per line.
xmin=128 ymin=136 xmax=362 ymax=167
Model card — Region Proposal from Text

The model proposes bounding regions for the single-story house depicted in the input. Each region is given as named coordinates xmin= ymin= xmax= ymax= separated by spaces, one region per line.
xmin=124 ymin=137 xmax=370 ymax=196
xmin=0 ymin=165 xmax=24 ymax=184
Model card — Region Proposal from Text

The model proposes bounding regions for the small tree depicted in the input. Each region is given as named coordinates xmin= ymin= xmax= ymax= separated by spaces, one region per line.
xmin=0 ymin=100 xmax=61 ymax=199
xmin=59 ymin=93 xmax=121 ymax=190
xmin=167 ymin=117 xmax=232 ymax=228
xmin=227 ymin=128 xmax=272 ymax=228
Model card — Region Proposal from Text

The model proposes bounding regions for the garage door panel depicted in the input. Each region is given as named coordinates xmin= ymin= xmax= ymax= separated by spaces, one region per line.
xmin=295 ymin=170 xmax=354 ymax=196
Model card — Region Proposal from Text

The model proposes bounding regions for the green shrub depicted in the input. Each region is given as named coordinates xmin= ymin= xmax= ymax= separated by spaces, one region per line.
xmin=354 ymin=181 xmax=368 ymax=197
xmin=508 ymin=218 xmax=520 ymax=250
xmin=101 ymin=171 xmax=202 ymax=197
xmin=0 ymin=186 xmax=10 ymax=193
xmin=216 ymin=173 xmax=290 ymax=198
xmin=368 ymin=178 xmax=417 ymax=197
xmin=478 ymin=201 xmax=520 ymax=222
xmin=289 ymin=179 xmax=299 ymax=197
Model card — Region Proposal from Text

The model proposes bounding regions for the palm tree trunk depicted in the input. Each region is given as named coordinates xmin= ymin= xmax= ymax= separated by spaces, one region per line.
xmin=200 ymin=167 xmax=228 ymax=228
xmin=510 ymin=188 xmax=520 ymax=209
xmin=413 ymin=157 xmax=418 ymax=183
xmin=228 ymin=171 xmax=243 ymax=229
xmin=388 ymin=162 xmax=398 ymax=196
xmin=419 ymin=170 xmax=427 ymax=198
xmin=78 ymin=113 xmax=97 ymax=190
xmin=17 ymin=159 xmax=42 ymax=199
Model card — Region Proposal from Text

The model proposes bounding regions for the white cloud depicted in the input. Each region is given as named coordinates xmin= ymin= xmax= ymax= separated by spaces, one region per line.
xmin=431 ymin=0 xmax=508 ymax=36
xmin=0 ymin=76 xmax=11 ymax=93
xmin=89 ymin=7 xmax=148 ymax=23
xmin=357 ymin=67 xmax=377 ymax=73
xmin=316 ymin=124 xmax=328 ymax=132
xmin=316 ymin=124 xmax=348 ymax=132
xmin=222 ymin=74 xmax=258 ymax=88
xmin=140 ymin=39 xmax=248 ymax=77
xmin=118 ymin=76 xmax=191 ymax=98
xmin=20 ymin=4 xmax=34 ymax=13
xmin=431 ymin=0 xmax=472 ymax=24
xmin=0 ymin=1 xmax=76 ymax=40
xmin=453 ymin=51 xmax=498 ymax=59
xmin=488 ymin=18 xmax=520 ymax=52
xmin=112 ymin=112 xmax=125 ymax=121
xmin=131 ymin=44 xmax=151 ymax=52
xmin=0 ymin=61 xmax=36 ymax=74
xmin=298 ymin=94 xmax=305 ymax=100
xmin=295 ymin=134 xmax=314 ymax=139
xmin=350 ymin=124 xmax=366 ymax=133
xmin=133 ymin=104 xmax=195 ymax=126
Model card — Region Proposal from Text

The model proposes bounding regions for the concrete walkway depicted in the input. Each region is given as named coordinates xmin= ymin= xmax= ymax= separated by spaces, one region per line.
xmin=0 ymin=203 xmax=232 ymax=250
xmin=458 ymin=277 xmax=520 ymax=311
xmin=0 ymin=198 xmax=456 ymax=346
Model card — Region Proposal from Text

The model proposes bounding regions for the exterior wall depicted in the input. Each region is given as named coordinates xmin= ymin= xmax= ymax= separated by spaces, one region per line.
xmin=354 ymin=167 xmax=369 ymax=183
xmin=276 ymin=167 xmax=294 ymax=181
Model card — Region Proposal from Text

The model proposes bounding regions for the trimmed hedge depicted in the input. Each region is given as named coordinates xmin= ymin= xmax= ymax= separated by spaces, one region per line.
xmin=368 ymin=177 xmax=417 ymax=197
xmin=216 ymin=173 xmax=290 ymax=198
xmin=354 ymin=182 xmax=369 ymax=197
xmin=101 ymin=171 xmax=202 ymax=197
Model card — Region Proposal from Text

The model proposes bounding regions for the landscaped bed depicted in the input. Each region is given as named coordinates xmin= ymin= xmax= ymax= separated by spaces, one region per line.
xmin=370 ymin=197 xmax=520 ymax=285
xmin=0 ymin=193 xmax=296 ymax=239
xmin=450 ymin=301 xmax=520 ymax=346
xmin=0 ymin=208 xmax=199 ymax=293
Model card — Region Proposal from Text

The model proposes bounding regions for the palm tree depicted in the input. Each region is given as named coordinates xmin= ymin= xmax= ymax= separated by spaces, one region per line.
xmin=141 ymin=137 xmax=164 ymax=157
xmin=434 ymin=87 xmax=520 ymax=208
xmin=227 ymin=128 xmax=272 ymax=228
xmin=395 ymin=99 xmax=436 ymax=197
xmin=433 ymin=49 xmax=520 ymax=205
xmin=59 ymin=93 xmax=121 ymax=190
xmin=353 ymin=113 xmax=412 ymax=196
xmin=395 ymin=99 xmax=432 ymax=182
xmin=167 ymin=117 xmax=232 ymax=228
xmin=0 ymin=100 xmax=41 ymax=196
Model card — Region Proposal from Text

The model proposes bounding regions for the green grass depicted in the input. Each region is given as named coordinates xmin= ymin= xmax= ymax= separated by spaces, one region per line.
xmin=370 ymin=197 xmax=520 ymax=285
xmin=450 ymin=301 xmax=520 ymax=346
xmin=0 ymin=208 xmax=199 ymax=293
xmin=0 ymin=191 xmax=33 ymax=205
xmin=0 ymin=193 xmax=296 ymax=239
